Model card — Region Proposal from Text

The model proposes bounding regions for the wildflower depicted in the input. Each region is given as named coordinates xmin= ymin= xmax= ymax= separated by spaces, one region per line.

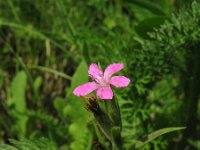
xmin=73 ymin=63 xmax=130 ymax=99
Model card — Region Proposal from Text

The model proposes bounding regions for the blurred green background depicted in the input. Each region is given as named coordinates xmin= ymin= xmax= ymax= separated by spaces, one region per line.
xmin=0 ymin=0 xmax=200 ymax=149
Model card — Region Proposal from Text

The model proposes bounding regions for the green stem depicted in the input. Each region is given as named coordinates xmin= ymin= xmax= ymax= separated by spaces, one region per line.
xmin=104 ymin=96 xmax=122 ymax=150
xmin=178 ymin=42 xmax=200 ymax=149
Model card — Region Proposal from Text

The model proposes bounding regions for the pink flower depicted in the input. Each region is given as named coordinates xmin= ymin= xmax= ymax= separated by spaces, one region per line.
xmin=73 ymin=63 xmax=130 ymax=100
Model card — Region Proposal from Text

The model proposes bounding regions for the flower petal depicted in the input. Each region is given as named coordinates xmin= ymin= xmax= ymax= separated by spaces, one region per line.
xmin=104 ymin=63 xmax=124 ymax=80
xmin=110 ymin=76 xmax=130 ymax=88
xmin=73 ymin=82 xmax=98 ymax=96
xmin=88 ymin=63 xmax=103 ymax=80
xmin=96 ymin=86 xmax=113 ymax=100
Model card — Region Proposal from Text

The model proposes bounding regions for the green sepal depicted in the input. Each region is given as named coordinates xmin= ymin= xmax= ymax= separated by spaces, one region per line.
xmin=104 ymin=96 xmax=122 ymax=128
xmin=93 ymin=109 xmax=113 ymax=141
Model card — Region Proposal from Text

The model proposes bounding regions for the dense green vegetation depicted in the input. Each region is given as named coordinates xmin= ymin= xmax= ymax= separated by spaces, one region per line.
xmin=0 ymin=0 xmax=200 ymax=149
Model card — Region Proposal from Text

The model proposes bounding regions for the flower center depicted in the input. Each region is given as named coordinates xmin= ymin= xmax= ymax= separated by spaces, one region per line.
xmin=95 ymin=76 xmax=108 ymax=87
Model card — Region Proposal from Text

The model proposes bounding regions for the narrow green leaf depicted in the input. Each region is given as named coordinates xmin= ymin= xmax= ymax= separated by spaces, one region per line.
xmin=135 ymin=127 xmax=186 ymax=149
xmin=31 ymin=65 xmax=71 ymax=80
